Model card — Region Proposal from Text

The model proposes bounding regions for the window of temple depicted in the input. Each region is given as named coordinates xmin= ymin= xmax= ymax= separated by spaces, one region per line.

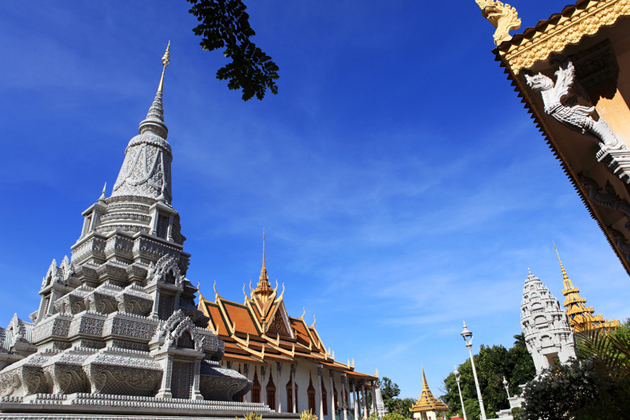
xmin=252 ymin=367 xmax=261 ymax=403
xmin=267 ymin=370 xmax=276 ymax=410
xmin=157 ymin=214 xmax=169 ymax=239
xmin=333 ymin=382 xmax=338 ymax=411
xmin=286 ymin=378 xmax=298 ymax=413
xmin=308 ymin=375 xmax=316 ymax=414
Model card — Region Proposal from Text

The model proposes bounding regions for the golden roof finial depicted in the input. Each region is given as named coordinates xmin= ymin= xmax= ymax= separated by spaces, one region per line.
xmin=261 ymin=228 xmax=267 ymax=280
xmin=158 ymin=41 xmax=171 ymax=93
xmin=252 ymin=229 xmax=273 ymax=301
xmin=554 ymin=242 xmax=574 ymax=290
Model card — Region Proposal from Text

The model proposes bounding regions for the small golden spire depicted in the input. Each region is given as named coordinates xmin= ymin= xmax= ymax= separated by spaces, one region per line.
xmin=422 ymin=367 xmax=429 ymax=391
xmin=554 ymin=242 xmax=574 ymax=290
xmin=158 ymin=41 xmax=171 ymax=93
xmin=261 ymin=229 xmax=267 ymax=280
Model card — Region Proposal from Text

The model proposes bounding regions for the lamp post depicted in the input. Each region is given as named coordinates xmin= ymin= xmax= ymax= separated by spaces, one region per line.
xmin=502 ymin=376 xmax=510 ymax=399
xmin=461 ymin=321 xmax=486 ymax=420
xmin=453 ymin=366 xmax=467 ymax=420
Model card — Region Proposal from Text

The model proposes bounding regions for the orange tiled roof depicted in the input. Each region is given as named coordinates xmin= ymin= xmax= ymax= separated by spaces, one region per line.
xmin=197 ymin=266 xmax=376 ymax=381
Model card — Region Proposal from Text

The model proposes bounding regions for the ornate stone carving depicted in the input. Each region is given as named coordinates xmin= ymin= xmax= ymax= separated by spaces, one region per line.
xmin=475 ymin=0 xmax=521 ymax=46
xmin=115 ymin=284 xmax=153 ymax=316
xmin=502 ymin=0 xmax=630 ymax=74
xmin=199 ymin=360 xmax=253 ymax=402
xmin=103 ymin=313 xmax=158 ymax=341
xmin=579 ymin=174 xmax=630 ymax=226
xmin=148 ymin=255 xmax=184 ymax=287
xmin=526 ymin=57 xmax=622 ymax=148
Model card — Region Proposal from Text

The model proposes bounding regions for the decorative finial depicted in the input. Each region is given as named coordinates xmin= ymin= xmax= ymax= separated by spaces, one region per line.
xmin=475 ymin=0 xmax=521 ymax=46
xmin=99 ymin=182 xmax=107 ymax=201
xmin=138 ymin=42 xmax=170 ymax=139
xmin=158 ymin=41 xmax=170 ymax=93
xmin=554 ymin=242 xmax=573 ymax=287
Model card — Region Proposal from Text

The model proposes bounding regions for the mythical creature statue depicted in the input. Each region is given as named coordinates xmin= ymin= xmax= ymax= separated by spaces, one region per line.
xmin=476 ymin=0 xmax=521 ymax=46
xmin=526 ymin=57 xmax=621 ymax=148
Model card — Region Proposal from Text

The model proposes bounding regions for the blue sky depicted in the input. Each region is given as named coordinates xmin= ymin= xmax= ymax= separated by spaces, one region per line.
xmin=2 ymin=0 xmax=629 ymax=399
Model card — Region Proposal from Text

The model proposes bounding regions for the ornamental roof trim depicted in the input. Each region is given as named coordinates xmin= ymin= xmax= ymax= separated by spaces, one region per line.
xmin=495 ymin=0 xmax=630 ymax=74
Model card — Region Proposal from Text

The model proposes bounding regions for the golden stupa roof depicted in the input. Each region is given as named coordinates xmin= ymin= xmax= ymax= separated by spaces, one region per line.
xmin=555 ymin=244 xmax=620 ymax=333
xmin=410 ymin=369 xmax=448 ymax=413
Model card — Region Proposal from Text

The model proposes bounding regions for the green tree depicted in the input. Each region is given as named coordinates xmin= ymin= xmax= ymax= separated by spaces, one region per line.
xmin=377 ymin=377 xmax=400 ymax=414
xmin=187 ymin=0 xmax=279 ymax=101
xmin=376 ymin=377 xmax=414 ymax=418
xmin=441 ymin=333 xmax=536 ymax=419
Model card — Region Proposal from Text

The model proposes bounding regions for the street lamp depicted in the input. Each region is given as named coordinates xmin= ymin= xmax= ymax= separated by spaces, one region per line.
xmin=502 ymin=376 xmax=510 ymax=399
xmin=461 ymin=321 xmax=487 ymax=420
xmin=453 ymin=366 xmax=467 ymax=420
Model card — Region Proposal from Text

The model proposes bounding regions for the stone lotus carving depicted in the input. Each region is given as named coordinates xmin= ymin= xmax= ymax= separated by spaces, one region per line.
xmin=526 ymin=57 xmax=622 ymax=148
xmin=476 ymin=0 xmax=521 ymax=46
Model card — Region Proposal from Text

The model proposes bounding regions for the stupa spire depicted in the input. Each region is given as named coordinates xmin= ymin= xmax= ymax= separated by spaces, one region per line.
xmin=111 ymin=42 xmax=174 ymax=202
xmin=139 ymin=41 xmax=170 ymax=139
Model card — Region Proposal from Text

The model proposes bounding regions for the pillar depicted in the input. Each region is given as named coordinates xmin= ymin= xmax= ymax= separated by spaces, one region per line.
xmin=371 ymin=381 xmax=377 ymax=417
xmin=353 ymin=379 xmax=359 ymax=420
xmin=244 ymin=364 xmax=250 ymax=403
xmin=277 ymin=362 xmax=283 ymax=413
xmin=291 ymin=364 xmax=297 ymax=413
xmin=362 ymin=381 xmax=368 ymax=419
xmin=341 ymin=373 xmax=348 ymax=420
xmin=330 ymin=370 xmax=336 ymax=420
xmin=261 ymin=365 xmax=267 ymax=406
xmin=318 ymin=364 xmax=324 ymax=420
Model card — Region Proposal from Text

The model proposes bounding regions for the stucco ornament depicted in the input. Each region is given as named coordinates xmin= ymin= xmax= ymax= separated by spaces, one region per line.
xmin=475 ymin=0 xmax=521 ymax=46
xmin=526 ymin=57 xmax=622 ymax=148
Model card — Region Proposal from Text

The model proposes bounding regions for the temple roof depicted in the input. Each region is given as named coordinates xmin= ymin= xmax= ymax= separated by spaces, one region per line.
xmin=197 ymin=241 xmax=377 ymax=380
xmin=410 ymin=369 xmax=448 ymax=413
xmin=495 ymin=0 xmax=630 ymax=74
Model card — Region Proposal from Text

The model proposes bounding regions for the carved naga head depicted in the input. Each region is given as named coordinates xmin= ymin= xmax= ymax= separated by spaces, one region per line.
xmin=525 ymin=72 xmax=554 ymax=92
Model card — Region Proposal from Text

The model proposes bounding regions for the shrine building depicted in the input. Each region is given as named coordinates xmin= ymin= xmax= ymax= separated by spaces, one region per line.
xmin=197 ymin=236 xmax=378 ymax=420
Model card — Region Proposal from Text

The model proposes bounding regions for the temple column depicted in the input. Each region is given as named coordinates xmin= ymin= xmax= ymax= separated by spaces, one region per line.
xmin=341 ymin=373 xmax=348 ymax=420
xmin=353 ymin=379 xmax=359 ymax=420
xmin=291 ymin=364 xmax=297 ymax=413
xmin=261 ymin=365 xmax=267 ymax=406
xmin=192 ymin=358 xmax=203 ymax=400
xmin=330 ymin=370 xmax=336 ymax=420
xmin=371 ymin=381 xmax=377 ymax=416
xmin=318 ymin=364 xmax=324 ymax=420
xmin=244 ymin=364 xmax=250 ymax=403
xmin=362 ymin=382 xmax=368 ymax=419
xmin=277 ymin=362 xmax=283 ymax=412
xmin=155 ymin=356 xmax=173 ymax=399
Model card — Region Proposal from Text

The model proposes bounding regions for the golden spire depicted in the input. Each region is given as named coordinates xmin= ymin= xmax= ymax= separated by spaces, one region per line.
xmin=260 ymin=229 xmax=267 ymax=281
xmin=554 ymin=243 xmax=620 ymax=332
xmin=554 ymin=242 xmax=575 ymax=290
xmin=253 ymin=229 xmax=273 ymax=303
xmin=158 ymin=41 xmax=170 ymax=93
xmin=422 ymin=367 xmax=429 ymax=391
xmin=410 ymin=367 xmax=448 ymax=414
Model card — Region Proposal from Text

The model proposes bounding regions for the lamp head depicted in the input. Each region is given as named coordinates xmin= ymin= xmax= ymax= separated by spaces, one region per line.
xmin=461 ymin=321 xmax=473 ymax=342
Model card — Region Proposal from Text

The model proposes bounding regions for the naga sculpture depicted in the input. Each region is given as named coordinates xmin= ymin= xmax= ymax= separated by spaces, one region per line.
xmin=476 ymin=0 xmax=521 ymax=46
xmin=525 ymin=57 xmax=622 ymax=148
